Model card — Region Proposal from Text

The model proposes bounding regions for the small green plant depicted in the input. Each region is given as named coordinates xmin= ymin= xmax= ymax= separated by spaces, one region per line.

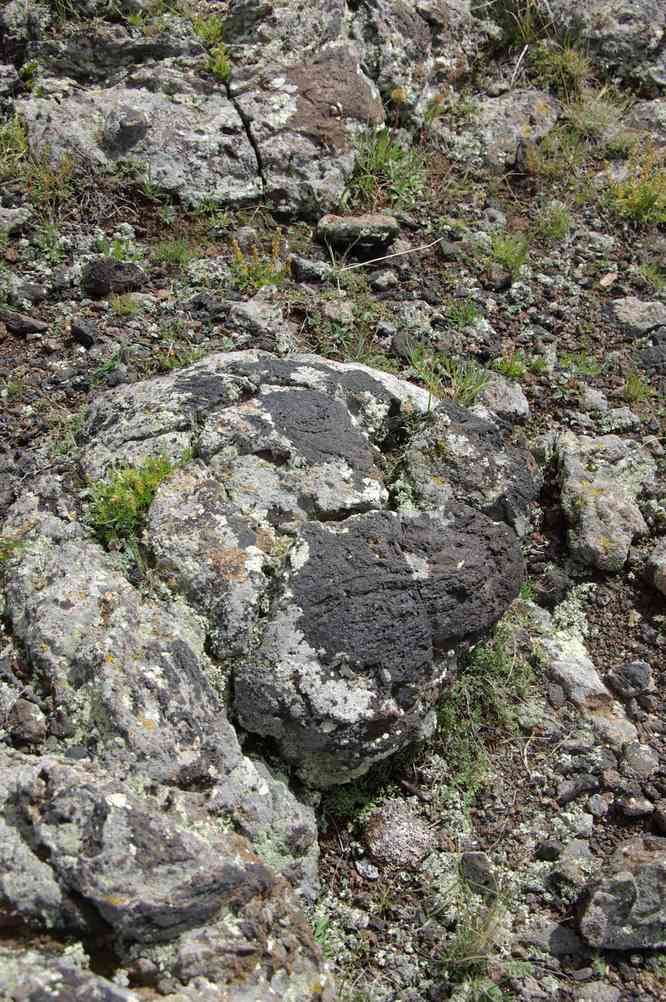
xmin=0 ymin=533 xmax=27 ymax=563
xmin=447 ymin=298 xmax=479 ymax=329
xmin=535 ymin=202 xmax=572 ymax=242
xmin=152 ymin=238 xmax=192 ymax=269
xmin=3 ymin=377 xmax=28 ymax=400
xmin=192 ymin=13 xmax=225 ymax=46
xmin=493 ymin=0 xmax=552 ymax=47
xmin=493 ymin=348 xmax=528 ymax=380
xmin=95 ymin=234 xmax=143 ymax=263
xmin=623 ymin=370 xmax=654 ymax=403
xmin=345 ymin=127 xmax=425 ymax=209
xmin=410 ymin=347 xmax=488 ymax=409
xmin=519 ymin=579 xmax=536 ymax=600
xmin=33 ymin=223 xmax=66 ymax=264
xmin=607 ymin=144 xmax=666 ymax=224
xmin=93 ymin=351 xmax=123 ymax=384
xmin=490 ymin=231 xmax=529 ymax=278
xmin=565 ymin=86 xmax=630 ymax=142
xmin=229 ymin=235 xmax=289 ymax=292
xmin=530 ymin=40 xmax=591 ymax=99
xmin=637 ymin=262 xmax=666 ymax=292
xmin=84 ymin=455 xmax=174 ymax=547
xmin=0 ymin=115 xmax=29 ymax=181
xmin=208 ymin=43 xmax=231 ymax=82
xmin=141 ymin=345 xmax=203 ymax=374
xmin=48 ymin=405 xmax=88 ymax=456
xmin=560 ymin=350 xmax=601 ymax=377
xmin=435 ymin=620 xmax=532 ymax=799
xmin=109 ymin=293 xmax=141 ymax=317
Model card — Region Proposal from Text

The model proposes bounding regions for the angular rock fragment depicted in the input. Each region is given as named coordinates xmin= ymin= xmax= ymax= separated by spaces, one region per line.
xmin=580 ymin=836 xmax=666 ymax=950
xmin=554 ymin=431 xmax=656 ymax=572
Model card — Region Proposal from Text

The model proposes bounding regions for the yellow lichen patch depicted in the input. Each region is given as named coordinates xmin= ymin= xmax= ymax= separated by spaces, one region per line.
xmin=138 ymin=717 xmax=157 ymax=732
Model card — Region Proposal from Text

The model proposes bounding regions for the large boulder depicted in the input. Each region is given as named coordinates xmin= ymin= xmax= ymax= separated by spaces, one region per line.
xmin=0 ymin=748 xmax=332 ymax=1000
xmin=4 ymin=352 xmax=525 ymax=789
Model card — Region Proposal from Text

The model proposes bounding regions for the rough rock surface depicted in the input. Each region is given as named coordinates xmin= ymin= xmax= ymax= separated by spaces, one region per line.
xmin=0 ymin=748 xmax=333 ymax=1000
xmin=552 ymin=431 xmax=656 ymax=572
xmin=580 ymin=837 xmax=666 ymax=949
xmin=401 ymin=398 xmax=541 ymax=535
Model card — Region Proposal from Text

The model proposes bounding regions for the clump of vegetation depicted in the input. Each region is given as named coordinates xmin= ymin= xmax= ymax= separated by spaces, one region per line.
xmin=447 ymin=298 xmax=480 ymax=329
xmin=607 ymin=144 xmax=666 ymax=224
xmin=0 ymin=114 xmax=76 ymax=219
xmin=345 ymin=127 xmax=426 ymax=209
xmin=535 ymin=201 xmax=572 ymax=242
xmin=95 ymin=234 xmax=143 ymax=263
xmin=637 ymin=262 xmax=666 ymax=292
xmin=560 ymin=349 xmax=602 ymax=377
xmin=435 ymin=621 xmax=533 ymax=799
xmin=229 ymin=235 xmax=289 ymax=292
xmin=141 ymin=345 xmax=203 ymax=375
xmin=33 ymin=222 xmax=66 ymax=264
xmin=623 ymin=370 xmax=654 ymax=403
xmin=109 ymin=293 xmax=141 ymax=317
xmin=530 ymin=40 xmax=591 ymax=99
xmin=152 ymin=237 xmax=193 ymax=269
xmin=208 ymin=43 xmax=231 ymax=82
xmin=409 ymin=347 xmax=489 ymax=408
xmin=490 ymin=231 xmax=529 ymax=278
xmin=84 ymin=455 xmax=174 ymax=548
xmin=564 ymin=86 xmax=630 ymax=142
xmin=492 ymin=0 xmax=552 ymax=47
xmin=493 ymin=348 xmax=528 ymax=380
xmin=191 ymin=12 xmax=225 ymax=46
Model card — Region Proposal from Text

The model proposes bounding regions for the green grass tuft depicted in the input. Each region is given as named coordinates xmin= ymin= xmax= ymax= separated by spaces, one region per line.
xmin=84 ymin=455 xmax=174 ymax=548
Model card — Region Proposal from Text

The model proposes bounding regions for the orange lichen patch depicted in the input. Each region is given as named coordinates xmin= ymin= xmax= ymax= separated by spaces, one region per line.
xmin=209 ymin=546 xmax=248 ymax=582
xmin=138 ymin=717 xmax=157 ymax=731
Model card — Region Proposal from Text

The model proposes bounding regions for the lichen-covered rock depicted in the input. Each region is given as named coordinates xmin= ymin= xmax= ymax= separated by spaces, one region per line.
xmin=579 ymin=836 xmax=666 ymax=949
xmin=235 ymin=505 xmax=522 ymax=786
xmin=26 ymin=18 xmax=203 ymax=83
xmin=432 ymin=88 xmax=560 ymax=168
xmin=553 ymin=431 xmax=656 ymax=572
xmin=647 ymin=537 xmax=666 ymax=596
xmin=610 ymin=296 xmax=666 ymax=336
xmin=317 ymin=212 xmax=400 ymax=254
xmin=230 ymin=43 xmax=384 ymax=218
xmin=545 ymin=0 xmax=666 ymax=91
xmin=0 ymin=949 xmax=140 ymax=1002
xmin=17 ymin=71 xmax=263 ymax=209
xmin=0 ymin=748 xmax=333 ymax=999
xmin=474 ymin=371 xmax=530 ymax=423
xmin=402 ymin=398 xmax=540 ymax=535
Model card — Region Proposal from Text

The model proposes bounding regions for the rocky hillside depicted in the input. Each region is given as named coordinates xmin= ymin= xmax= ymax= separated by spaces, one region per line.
xmin=1 ymin=0 xmax=666 ymax=1000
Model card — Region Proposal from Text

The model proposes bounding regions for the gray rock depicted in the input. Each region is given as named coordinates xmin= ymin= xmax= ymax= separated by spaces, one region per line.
xmin=545 ymin=0 xmax=666 ymax=90
xmin=362 ymin=799 xmax=434 ymax=869
xmin=517 ymin=917 xmax=585 ymax=958
xmin=461 ymin=851 xmax=497 ymax=896
xmin=26 ymin=18 xmax=203 ymax=83
xmin=7 ymin=697 xmax=47 ymax=745
xmin=402 ymin=397 xmax=541 ymax=534
xmin=637 ymin=325 xmax=666 ymax=374
xmin=227 ymin=288 xmax=298 ymax=354
xmin=579 ymin=836 xmax=666 ymax=949
xmin=474 ymin=370 xmax=530 ymax=422
xmin=610 ymin=296 xmax=666 ymax=336
xmin=625 ymin=98 xmax=666 ymax=146
xmin=0 ymin=0 xmax=52 ymax=40
xmin=0 ymin=205 xmax=32 ymax=234
xmin=17 ymin=73 xmax=262 ymax=211
xmin=0 ymin=748 xmax=333 ymax=998
xmin=607 ymin=660 xmax=655 ymax=699
xmin=232 ymin=43 xmax=385 ymax=218
xmin=0 ymin=949 xmax=140 ymax=1002
xmin=289 ymin=254 xmax=335 ymax=283
xmin=350 ymin=0 xmax=486 ymax=127
xmin=0 ymin=63 xmax=20 ymax=98
xmin=647 ymin=537 xmax=666 ymax=596
xmin=317 ymin=213 xmax=400 ymax=254
xmin=555 ymin=431 xmax=656 ymax=572
xmin=579 ymin=386 xmax=609 ymax=413
xmin=370 ymin=268 xmax=399 ymax=290
xmin=623 ymin=741 xmax=660 ymax=778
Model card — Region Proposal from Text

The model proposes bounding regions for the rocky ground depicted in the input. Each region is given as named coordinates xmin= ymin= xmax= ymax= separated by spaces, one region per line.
xmin=1 ymin=0 xmax=666 ymax=1000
